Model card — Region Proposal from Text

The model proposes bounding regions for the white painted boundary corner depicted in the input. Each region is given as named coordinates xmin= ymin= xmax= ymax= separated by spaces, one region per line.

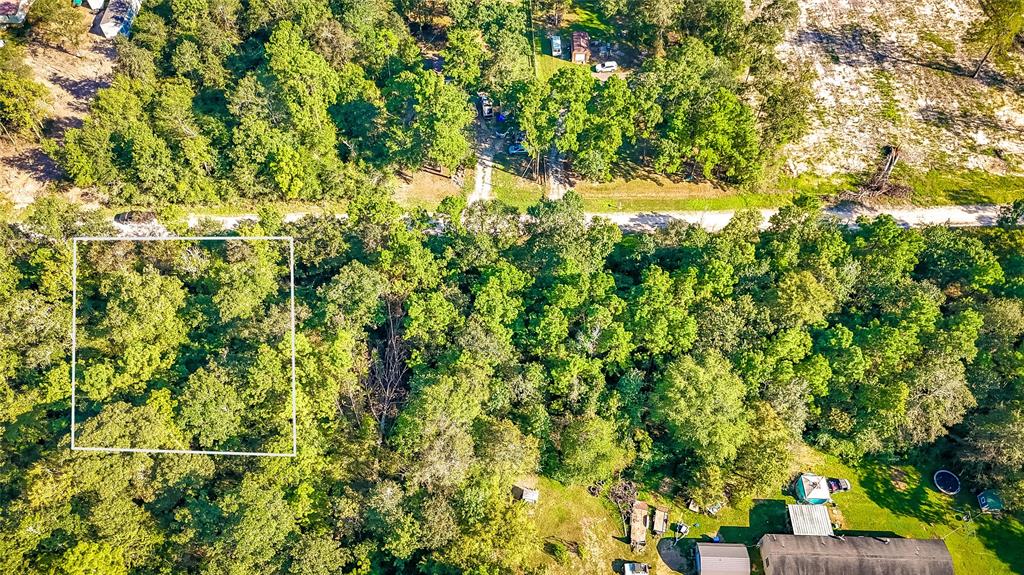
xmin=70 ymin=236 xmax=298 ymax=457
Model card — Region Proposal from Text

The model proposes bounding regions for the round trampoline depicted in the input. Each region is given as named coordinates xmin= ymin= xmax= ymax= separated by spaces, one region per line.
xmin=933 ymin=470 xmax=961 ymax=495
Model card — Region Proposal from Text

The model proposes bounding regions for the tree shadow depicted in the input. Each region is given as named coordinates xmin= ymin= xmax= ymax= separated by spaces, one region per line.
xmin=717 ymin=499 xmax=789 ymax=545
xmin=791 ymin=25 xmax=1020 ymax=92
xmin=48 ymin=73 xmax=109 ymax=113
xmin=974 ymin=512 xmax=1024 ymax=575
xmin=656 ymin=536 xmax=690 ymax=573
xmin=918 ymin=106 xmax=1024 ymax=137
xmin=857 ymin=460 xmax=954 ymax=526
xmin=1 ymin=146 xmax=62 ymax=182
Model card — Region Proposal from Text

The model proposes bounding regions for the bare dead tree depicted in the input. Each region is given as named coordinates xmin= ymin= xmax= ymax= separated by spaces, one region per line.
xmin=843 ymin=145 xmax=910 ymax=203
xmin=365 ymin=298 xmax=409 ymax=439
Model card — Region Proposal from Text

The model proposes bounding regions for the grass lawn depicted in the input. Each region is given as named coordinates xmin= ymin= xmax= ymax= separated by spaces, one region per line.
xmin=530 ymin=445 xmax=1024 ymax=574
xmin=537 ymin=52 xmax=579 ymax=82
xmin=492 ymin=168 xmax=544 ymax=212
xmin=894 ymin=168 xmax=1024 ymax=206
xmin=575 ymin=176 xmax=809 ymax=213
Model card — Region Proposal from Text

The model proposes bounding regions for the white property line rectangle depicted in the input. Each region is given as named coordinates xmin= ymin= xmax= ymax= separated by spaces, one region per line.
xmin=71 ymin=236 xmax=298 ymax=457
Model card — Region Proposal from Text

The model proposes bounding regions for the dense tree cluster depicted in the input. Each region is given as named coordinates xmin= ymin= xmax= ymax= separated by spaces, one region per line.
xmin=32 ymin=0 xmax=810 ymax=204
xmin=2 ymin=193 xmax=1024 ymax=573
xmin=0 ymin=43 xmax=49 ymax=139
xmin=515 ymin=0 xmax=811 ymax=183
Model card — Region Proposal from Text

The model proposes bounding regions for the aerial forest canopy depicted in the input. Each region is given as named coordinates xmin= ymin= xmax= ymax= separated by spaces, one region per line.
xmin=2 ymin=192 xmax=1024 ymax=573
xmin=38 ymin=0 xmax=809 ymax=205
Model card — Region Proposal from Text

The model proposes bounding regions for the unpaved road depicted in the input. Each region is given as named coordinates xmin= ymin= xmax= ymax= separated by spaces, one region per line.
xmin=110 ymin=203 xmax=1006 ymax=236
xmin=591 ymin=204 xmax=1005 ymax=231
xmin=468 ymin=119 xmax=496 ymax=204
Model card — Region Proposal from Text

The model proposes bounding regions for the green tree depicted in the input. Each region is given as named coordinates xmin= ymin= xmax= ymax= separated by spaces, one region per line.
xmin=441 ymin=28 xmax=485 ymax=87
xmin=652 ymin=352 xmax=749 ymax=465
xmin=556 ymin=415 xmax=627 ymax=484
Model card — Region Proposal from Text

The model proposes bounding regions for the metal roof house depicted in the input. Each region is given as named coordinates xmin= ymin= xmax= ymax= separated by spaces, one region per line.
xmin=787 ymin=504 xmax=834 ymax=536
xmin=97 ymin=0 xmax=139 ymax=38
xmin=758 ymin=534 xmax=954 ymax=575
xmin=695 ymin=542 xmax=751 ymax=575
xmin=571 ymin=31 xmax=590 ymax=64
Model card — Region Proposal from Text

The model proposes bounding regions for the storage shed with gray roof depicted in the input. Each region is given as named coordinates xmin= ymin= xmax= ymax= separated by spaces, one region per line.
xmin=758 ymin=534 xmax=954 ymax=575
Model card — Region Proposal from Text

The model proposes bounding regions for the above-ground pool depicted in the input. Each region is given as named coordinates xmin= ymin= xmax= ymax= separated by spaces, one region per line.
xmin=933 ymin=470 xmax=961 ymax=495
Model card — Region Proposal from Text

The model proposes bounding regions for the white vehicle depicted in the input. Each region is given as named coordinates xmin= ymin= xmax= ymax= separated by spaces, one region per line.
xmin=551 ymin=35 xmax=562 ymax=57
xmin=477 ymin=92 xmax=493 ymax=119
xmin=594 ymin=61 xmax=619 ymax=73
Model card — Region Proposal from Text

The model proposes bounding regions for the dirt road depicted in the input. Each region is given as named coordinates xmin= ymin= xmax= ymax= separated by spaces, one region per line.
xmin=109 ymin=203 xmax=1007 ymax=236
xmin=468 ymin=119 xmax=497 ymax=204
xmin=0 ymin=13 xmax=114 ymax=208
xmin=590 ymin=204 xmax=1004 ymax=231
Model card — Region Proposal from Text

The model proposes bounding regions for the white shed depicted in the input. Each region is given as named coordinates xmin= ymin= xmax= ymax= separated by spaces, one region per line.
xmin=97 ymin=0 xmax=139 ymax=38
xmin=695 ymin=542 xmax=751 ymax=575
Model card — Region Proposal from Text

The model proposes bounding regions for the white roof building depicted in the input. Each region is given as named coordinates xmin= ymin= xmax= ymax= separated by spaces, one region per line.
xmin=97 ymin=0 xmax=139 ymax=38
xmin=788 ymin=504 xmax=835 ymax=536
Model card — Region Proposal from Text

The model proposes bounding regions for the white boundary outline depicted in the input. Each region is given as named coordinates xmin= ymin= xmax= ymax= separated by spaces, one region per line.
xmin=70 ymin=236 xmax=298 ymax=457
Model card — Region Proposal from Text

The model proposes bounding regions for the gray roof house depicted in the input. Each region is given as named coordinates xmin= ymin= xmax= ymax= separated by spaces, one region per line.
xmin=695 ymin=542 xmax=751 ymax=575
xmin=758 ymin=534 xmax=954 ymax=575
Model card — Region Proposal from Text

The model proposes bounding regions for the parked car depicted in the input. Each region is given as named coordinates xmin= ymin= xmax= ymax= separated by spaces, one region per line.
xmin=510 ymin=130 xmax=526 ymax=144
xmin=114 ymin=210 xmax=157 ymax=224
xmin=495 ymin=127 xmax=512 ymax=138
xmin=550 ymin=35 xmax=562 ymax=57
xmin=477 ymin=92 xmax=494 ymax=119
xmin=594 ymin=61 xmax=618 ymax=72
xmin=507 ymin=144 xmax=527 ymax=155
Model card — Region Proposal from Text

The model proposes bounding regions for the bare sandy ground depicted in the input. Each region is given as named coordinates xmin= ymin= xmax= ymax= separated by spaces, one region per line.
xmin=100 ymin=204 xmax=1008 ymax=237
xmin=780 ymin=0 xmax=1024 ymax=177
xmin=0 ymin=11 xmax=113 ymax=208
xmin=590 ymin=203 xmax=1004 ymax=231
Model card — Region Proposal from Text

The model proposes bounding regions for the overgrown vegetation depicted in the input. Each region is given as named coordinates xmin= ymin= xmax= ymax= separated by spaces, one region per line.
xmin=2 ymin=193 xmax=1024 ymax=573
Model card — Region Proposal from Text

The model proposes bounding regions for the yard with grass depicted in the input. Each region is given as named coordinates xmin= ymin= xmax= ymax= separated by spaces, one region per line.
xmin=530 ymin=446 xmax=1024 ymax=574
xmin=493 ymin=168 xmax=545 ymax=211
xmin=393 ymin=169 xmax=469 ymax=210
xmin=574 ymin=175 xmax=814 ymax=213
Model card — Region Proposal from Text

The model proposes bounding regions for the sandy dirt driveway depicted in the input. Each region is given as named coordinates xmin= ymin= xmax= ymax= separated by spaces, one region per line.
xmin=0 ymin=12 xmax=114 ymax=208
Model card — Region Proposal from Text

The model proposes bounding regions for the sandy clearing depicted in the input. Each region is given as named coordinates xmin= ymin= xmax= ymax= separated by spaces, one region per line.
xmin=0 ymin=11 xmax=114 ymax=208
xmin=780 ymin=0 xmax=1024 ymax=178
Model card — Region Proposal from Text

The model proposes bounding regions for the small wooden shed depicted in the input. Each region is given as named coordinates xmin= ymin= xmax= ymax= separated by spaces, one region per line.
xmin=652 ymin=506 xmax=669 ymax=535
xmin=629 ymin=500 xmax=649 ymax=551
xmin=571 ymin=31 xmax=590 ymax=64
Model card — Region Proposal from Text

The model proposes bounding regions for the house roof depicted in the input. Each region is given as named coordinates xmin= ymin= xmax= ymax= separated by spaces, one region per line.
xmin=571 ymin=31 xmax=590 ymax=52
xmin=797 ymin=474 xmax=832 ymax=503
xmin=758 ymin=535 xmax=954 ymax=575
xmin=788 ymin=504 xmax=834 ymax=536
xmin=696 ymin=543 xmax=750 ymax=575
